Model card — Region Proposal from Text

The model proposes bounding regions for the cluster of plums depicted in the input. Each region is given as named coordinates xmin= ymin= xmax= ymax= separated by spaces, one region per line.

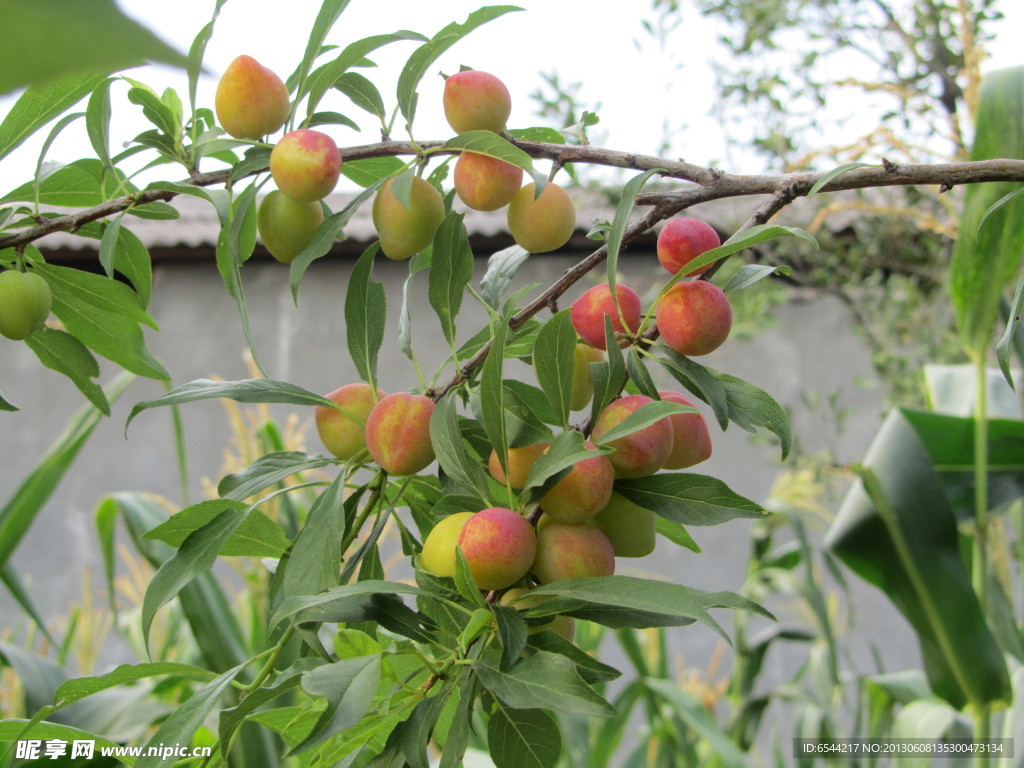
xmin=217 ymin=56 xmax=577 ymax=263
xmin=314 ymin=365 xmax=715 ymax=642
xmin=219 ymin=55 xmax=737 ymax=635
xmin=574 ymin=216 xmax=732 ymax=356
xmin=373 ymin=68 xmax=577 ymax=260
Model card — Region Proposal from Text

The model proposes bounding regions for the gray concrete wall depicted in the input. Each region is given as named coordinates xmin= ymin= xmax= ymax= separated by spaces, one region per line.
xmin=0 ymin=250 xmax=919 ymax=699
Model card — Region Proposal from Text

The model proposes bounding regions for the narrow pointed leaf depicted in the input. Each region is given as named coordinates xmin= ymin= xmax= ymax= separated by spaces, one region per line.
xmin=825 ymin=409 xmax=1010 ymax=709
xmin=397 ymin=6 xmax=523 ymax=125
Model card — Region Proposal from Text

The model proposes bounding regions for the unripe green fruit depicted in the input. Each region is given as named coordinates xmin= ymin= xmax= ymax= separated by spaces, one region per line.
xmin=314 ymin=383 xmax=384 ymax=460
xmin=458 ymin=508 xmax=536 ymax=590
xmin=656 ymin=280 xmax=733 ymax=356
xmin=364 ymin=392 xmax=436 ymax=475
xmin=533 ymin=521 xmax=615 ymax=584
xmin=454 ymin=152 xmax=522 ymax=211
xmin=507 ymin=183 xmax=576 ymax=254
xmin=269 ymin=129 xmax=342 ymax=202
xmin=593 ymin=493 xmax=657 ymax=558
xmin=372 ymin=176 xmax=445 ymax=261
xmin=443 ymin=70 xmax=512 ymax=134
xmin=592 ymin=394 xmax=674 ymax=478
xmin=215 ymin=55 xmax=290 ymax=140
xmin=257 ymin=191 xmax=324 ymax=264
xmin=420 ymin=512 xmax=475 ymax=579
xmin=0 ymin=270 xmax=51 ymax=340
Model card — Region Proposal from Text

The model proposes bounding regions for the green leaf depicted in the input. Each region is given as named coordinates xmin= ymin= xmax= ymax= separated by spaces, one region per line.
xmin=508 ymin=126 xmax=565 ymax=144
xmin=723 ymin=263 xmax=791 ymax=294
xmin=0 ymin=0 xmax=188 ymax=95
xmin=2 ymin=157 xmax=113 ymax=206
xmin=950 ymin=66 xmax=1024 ymax=360
xmin=996 ymin=269 xmax=1024 ymax=388
xmin=141 ymin=505 xmax=247 ymax=650
xmin=218 ymin=450 xmax=333 ymax=500
xmin=293 ymin=656 xmax=381 ymax=754
xmin=480 ymin=319 xmax=509 ymax=479
xmin=488 ymin=705 xmax=563 ymax=768
xmin=97 ymin=491 xmax=251 ymax=674
xmin=283 ymin=472 xmax=348 ymax=599
xmin=342 ymin=156 xmax=407 ymax=188
xmin=290 ymin=182 xmax=383 ymax=298
xmin=526 ymin=576 xmax=734 ymax=637
xmin=135 ymin=663 xmax=249 ymax=768
xmin=454 ymin=548 xmax=488 ymax=607
xmin=397 ymin=6 xmax=524 ymax=125
xmin=402 ymin=691 xmax=449 ymax=768
xmin=645 ymin=679 xmax=749 ymax=768
xmin=626 ymin=348 xmax=660 ymax=400
xmin=522 ymin=430 xmax=611 ymax=495
xmin=0 ymin=386 xmax=16 ymax=411
xmin=606 ymin=168 xmax=663 ymax=289
xmin=143 ymin=499 xmax=290 ymax=557
xmin=615 ymin=473 xmax=766 ymax=525
xmin=125 ymin=78 xmax=179 ymax=143
xmin=398 ymin=250 xmax=431 ymax=359
xmin=0 ymin=720 xmax=122 ymax=754
xmin=346 ymin=243 xmax=387 ymax=391
xmin=656 ymin=516 xmax=701 ymax=552
xmin=54 ymin=662 xmax=214 ymax=706
xmin=187 ymin=1 xmax=227 ymax=113
xmin=271 ymin=580 xmax=423 ymax=629
xmin=85 ymin=77 xmax=115 ymax=168
xmin=289 ymin=0 xmax=354 ymax=111
xmin=0 ymin=373 xmax=131 ymax=572
xmin=25 ymin=328 xmax=108 ymax=414
xmin=35 ymin=261 xmax=168 ymax=380
xmin=335 ymin=71 xmax=388 ymax=119
xmin=824 ymin=409 xmax=1010 ymax=709
xmin=215 ymin=184 xmax=265 ymax=374
xmin=806 ymin=162 xmax=873 ymax=198
xmin=682 ymin=224 xmax=818 ymax=277
xmin=525 ymin=630 xmax=622 ymax=685
xmin=474 ymin=651 xmax=614 ymax=717
xmin=979 ymin=187 xmax=1024 ymax=237
xmin=439 ymin=676 xmax=477 ymax=768
xmin=588 ymin=318 xmax=628 ymax=427
xmin=443 ymin=131 xmax=535 ymax=174
xmin=430 ymin=394 xmax=491 ymax=500
xmin=491 ymin=604 xmax=529 ymax=671
xmin=0 ymin=566 xmax=55 ymax=645
xmin=429 ymin=212 xmax=475 ymax=346
xmin=218 ymin=666 xmax=305 ymax=758
xmin=659 ymin=348 xmax=790 ymax=457
xmin=532 ymin=310 xmax=577 ymax=429
xmin=304 ymin=31 xmax=427 ymax=120
xmin=128 ymin=378 xmax=334 ymax=429
xmin=481 ymin=245 xmax=529 ymax=309
xmin=593 ymin=399 xmax=695 ymax=445
xmin=0 ymin=71 xmax=108 ymax=160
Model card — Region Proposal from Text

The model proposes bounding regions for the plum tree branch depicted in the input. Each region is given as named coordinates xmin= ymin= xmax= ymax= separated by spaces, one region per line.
xmin=2 ymin=138 xmax=1022 ymax=252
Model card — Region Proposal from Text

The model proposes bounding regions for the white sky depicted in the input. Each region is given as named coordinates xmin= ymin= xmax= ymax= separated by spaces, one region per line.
xmin=0 ymin=0 xmax=1021 ymax=190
